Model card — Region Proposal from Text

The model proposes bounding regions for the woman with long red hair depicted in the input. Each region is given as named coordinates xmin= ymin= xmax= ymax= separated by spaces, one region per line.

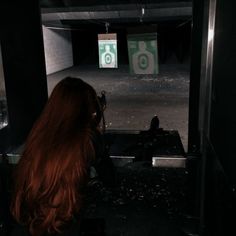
xmin=10 ymin=77 xmax=102 ymax=235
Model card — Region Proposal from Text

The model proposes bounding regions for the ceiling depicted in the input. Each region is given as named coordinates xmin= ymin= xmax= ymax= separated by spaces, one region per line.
xmin=40 ymin=0 xmax=192 ymax=30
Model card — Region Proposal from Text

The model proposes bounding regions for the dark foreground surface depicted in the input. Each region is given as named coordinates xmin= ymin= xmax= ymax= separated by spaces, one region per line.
xmin=84 ymin=163 xmax=188 ymax=236
xmin=80 ymin=130 xmax=188 ymax=235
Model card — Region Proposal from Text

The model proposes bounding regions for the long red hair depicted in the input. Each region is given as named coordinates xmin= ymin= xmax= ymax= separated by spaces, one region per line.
xmin=11 ymin=77 xmax=101 ymax=235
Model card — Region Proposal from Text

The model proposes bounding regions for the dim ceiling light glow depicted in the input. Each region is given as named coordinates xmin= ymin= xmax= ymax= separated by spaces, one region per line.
xmin=208 ymin=29 xmax=214 ymax=42
xmin=142 ymin=7 xmax=145 ymax=16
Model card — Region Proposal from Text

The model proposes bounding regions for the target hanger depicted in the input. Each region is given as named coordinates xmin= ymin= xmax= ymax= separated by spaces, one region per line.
xmin=105 ymin=22 xmax=110 ymax=34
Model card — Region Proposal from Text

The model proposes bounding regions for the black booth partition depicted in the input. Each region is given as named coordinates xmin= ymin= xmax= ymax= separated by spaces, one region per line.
xmin=197 ymin=0 xmax=236 ymax=235
xmin=0 ymin=2 xmax=48 ymax=233
xmin=0 ymin=1 xmax=48 ymax=149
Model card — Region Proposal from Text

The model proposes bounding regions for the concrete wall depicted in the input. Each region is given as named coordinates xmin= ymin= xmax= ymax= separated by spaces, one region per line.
xmin=42 ymin=26 xmax=73 ymax=75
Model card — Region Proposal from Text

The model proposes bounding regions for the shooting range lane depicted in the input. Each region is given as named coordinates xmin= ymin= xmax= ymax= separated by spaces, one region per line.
xmin=47 ymin=64 xmax=189 ymax=151
xmin=46 ymin=61 xmax=189 ymax=236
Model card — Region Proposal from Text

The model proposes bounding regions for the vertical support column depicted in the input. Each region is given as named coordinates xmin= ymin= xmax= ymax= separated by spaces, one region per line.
xmin=188 ymin=0 xmax=205 ymax=154
xmin=185 ymin=0 xmax=205 ymax=219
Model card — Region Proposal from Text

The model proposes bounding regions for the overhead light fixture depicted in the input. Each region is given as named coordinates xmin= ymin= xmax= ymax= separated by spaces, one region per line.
xmin=140 ymin=6 xmax=145 ymax=23
xmin=142 ymin=7 xmax=145 ymax=16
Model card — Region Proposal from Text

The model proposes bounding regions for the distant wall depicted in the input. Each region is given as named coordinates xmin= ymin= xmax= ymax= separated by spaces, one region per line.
xmin=71 ymin=29 xmax=129 ymax=65
xmin=71 ymin=24 xmax=191 ymax=66
xmin=42 ymin=26 xmax=73 ymax=75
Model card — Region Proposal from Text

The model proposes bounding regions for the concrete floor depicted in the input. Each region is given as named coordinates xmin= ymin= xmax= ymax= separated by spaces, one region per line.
xmin=47 ymin=64 xmax=190 ymax=151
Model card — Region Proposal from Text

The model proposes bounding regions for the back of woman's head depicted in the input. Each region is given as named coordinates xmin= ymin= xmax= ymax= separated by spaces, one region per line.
xmin=43 ymin=77 xmax=101 ymax=131
xmin=11 ymin=77 xmax=101 ymax=236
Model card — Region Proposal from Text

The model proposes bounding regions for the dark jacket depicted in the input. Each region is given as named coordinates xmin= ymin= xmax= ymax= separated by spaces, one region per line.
xmin=9 ymin=218 xmax=106 ymax=236
xmin=10 ymin=222 xmax=81 ymax=236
